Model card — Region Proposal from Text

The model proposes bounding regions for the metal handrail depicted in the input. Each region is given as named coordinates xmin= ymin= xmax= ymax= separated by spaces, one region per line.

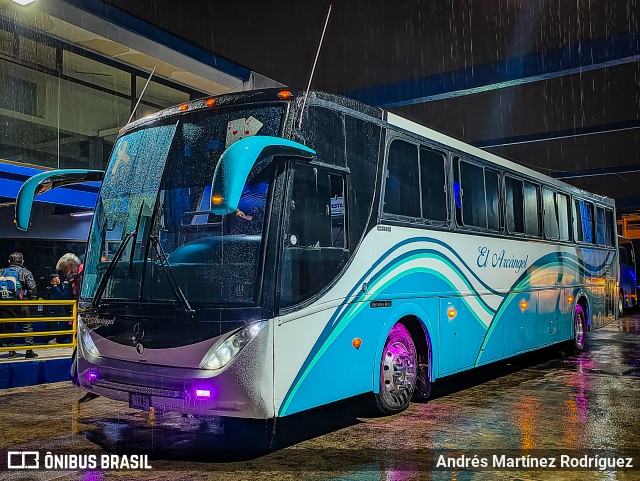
xmin=0 ymin=299 xmax=77 ymax=353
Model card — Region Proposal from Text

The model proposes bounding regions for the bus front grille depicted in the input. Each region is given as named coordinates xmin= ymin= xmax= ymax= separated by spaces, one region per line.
xmin=93 ymin=379 xmax=184 ymax=399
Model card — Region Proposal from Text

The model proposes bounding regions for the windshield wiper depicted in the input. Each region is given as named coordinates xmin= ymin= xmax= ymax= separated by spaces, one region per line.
xmin=92 ymin=203 xmax=144 ymax=308
xmin=91 ymin=230 xmax=137 ymax=308
xmin=149 ymin=234 xmax=195 ymax=314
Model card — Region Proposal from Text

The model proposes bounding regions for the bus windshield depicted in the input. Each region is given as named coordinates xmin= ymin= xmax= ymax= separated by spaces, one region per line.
xmin=81 ymin=106 xmax=284 ymax=305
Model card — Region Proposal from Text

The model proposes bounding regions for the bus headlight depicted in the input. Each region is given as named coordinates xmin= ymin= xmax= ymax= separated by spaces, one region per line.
xmin=201 ymin=321 xmax=267 ymax=370
xmin=78 ymin=317 xmax=100 ymax=358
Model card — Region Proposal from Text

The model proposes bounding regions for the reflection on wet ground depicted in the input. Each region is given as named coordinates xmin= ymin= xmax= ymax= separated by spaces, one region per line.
xmin=1 ymin=316 xmax=639 ymax=480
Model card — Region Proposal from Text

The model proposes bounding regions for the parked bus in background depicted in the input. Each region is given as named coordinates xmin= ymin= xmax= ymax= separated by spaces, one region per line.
xmin=617 ymin=236 xmax=637 ymax=313
xmin=16 ymin=89 xmax=618 ymax=420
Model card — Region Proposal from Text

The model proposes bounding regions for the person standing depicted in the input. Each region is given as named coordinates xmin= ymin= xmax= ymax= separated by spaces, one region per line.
xmin=0 ymin=252 xmax=38 ymax=359
xmin=56 ymin=253 xmax=96 ymax=401
xmin=56 ymin=253 xmax=82 ymax=300
xmin=44 ymin=273 xmax=71 ymax=344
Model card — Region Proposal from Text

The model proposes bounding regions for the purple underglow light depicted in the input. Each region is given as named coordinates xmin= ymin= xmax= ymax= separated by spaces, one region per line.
xmin=86 ymin=370 xmax=99 ymax=383
xmin=195 ymin=389 xmax=211 ymax=399
xmin=81 ymin=470 xmax=104 ymax=481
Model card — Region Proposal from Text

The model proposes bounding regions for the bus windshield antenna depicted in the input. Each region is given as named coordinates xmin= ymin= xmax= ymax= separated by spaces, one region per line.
xmin=127 ymin=65 xmax=157 ymax=125
xmin=298 ymin=5 xmax=332 ymax=130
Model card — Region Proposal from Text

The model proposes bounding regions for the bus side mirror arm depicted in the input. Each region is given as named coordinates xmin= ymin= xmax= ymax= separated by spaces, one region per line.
xmin=211 ymin=136 xmax=315 ymax=215
xmin=15 ymin=169 xmax=104 ymax=231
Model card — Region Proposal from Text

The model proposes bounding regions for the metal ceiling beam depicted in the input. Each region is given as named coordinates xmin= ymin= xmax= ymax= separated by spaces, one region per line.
xmin=549 ymin=164 xmax=640 ymax=179
xmin=473 ymin=119 xmax=640 ymax=148
xmin=345 ymin=30 xmax=640 ymax=108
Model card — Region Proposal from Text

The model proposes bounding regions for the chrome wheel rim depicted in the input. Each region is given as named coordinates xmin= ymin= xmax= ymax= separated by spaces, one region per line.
xmin=382 ymin=340 xmax=417 ymax=397
xmin=619 ymin=295 xmax=624 ymax=314
xmin=574 ymin=312 xmax=585 ymax=350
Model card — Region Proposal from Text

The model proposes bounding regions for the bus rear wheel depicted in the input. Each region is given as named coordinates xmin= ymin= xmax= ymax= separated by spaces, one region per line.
xmin=618 ymin=292 xmax=625 ymax=316
xmin=373 ymin=323 xmax=417 ymax=415
xmin=573 ymin=305 xmax=587 ymax=352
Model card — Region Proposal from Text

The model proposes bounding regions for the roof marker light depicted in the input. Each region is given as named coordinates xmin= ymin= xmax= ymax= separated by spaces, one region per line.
xmin=520 ymin=300 xmax=528 ymax=310
xmin=179 ymin=103 xmax=188 ymax=111
xmin=447 ymin=308 xmax=457 ymax=319
xmin=278 ymin=90 xmax=292 ymax=100
xmin=205 ymin=98 xmax=216 ymax=107
xmin=211 ymin=195 xmax=224 ymax=205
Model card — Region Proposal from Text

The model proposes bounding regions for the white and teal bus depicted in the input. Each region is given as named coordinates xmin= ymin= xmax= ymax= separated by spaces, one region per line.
xmin=17 ymin=89 xmax=618 ymax=418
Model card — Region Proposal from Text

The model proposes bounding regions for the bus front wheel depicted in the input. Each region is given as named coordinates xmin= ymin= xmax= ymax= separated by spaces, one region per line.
xmin=373 ymin=323 xmax=417 ymax=415
xmin=573 ymin=305 xmax=587 ymax=352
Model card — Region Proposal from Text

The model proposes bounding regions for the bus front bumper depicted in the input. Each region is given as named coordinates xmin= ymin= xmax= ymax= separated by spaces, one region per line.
xmin=76 ymin=330 xmax=274 ymax=419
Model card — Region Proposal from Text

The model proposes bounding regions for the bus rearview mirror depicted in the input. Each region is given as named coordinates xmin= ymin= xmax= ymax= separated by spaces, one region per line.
xmin=15 ymin=169 xmax=104 ymax=231
xmin=210 ymin=136 xmax=315 ymax=215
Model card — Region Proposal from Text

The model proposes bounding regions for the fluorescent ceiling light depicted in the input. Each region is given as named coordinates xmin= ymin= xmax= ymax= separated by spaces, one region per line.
xmin=11 ymin=0 xmax=38 ymax=5
xmin=70 ymin=210 xmax=94 ymax=218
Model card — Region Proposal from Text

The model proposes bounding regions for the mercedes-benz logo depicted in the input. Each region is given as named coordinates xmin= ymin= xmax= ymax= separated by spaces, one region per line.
xmin=133 ymin=323 xmax=144 ymax=340
xmin=136 ymin=343 xmax=144 ymax=354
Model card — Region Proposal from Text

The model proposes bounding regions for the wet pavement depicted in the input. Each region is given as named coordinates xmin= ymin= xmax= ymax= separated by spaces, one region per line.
xmin=1 ymin=315 xmax=639 ymax=480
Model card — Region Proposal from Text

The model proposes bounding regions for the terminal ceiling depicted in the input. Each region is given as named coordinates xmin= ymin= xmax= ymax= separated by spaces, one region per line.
xmin=105 ymin=0 xmax=640 ymax=213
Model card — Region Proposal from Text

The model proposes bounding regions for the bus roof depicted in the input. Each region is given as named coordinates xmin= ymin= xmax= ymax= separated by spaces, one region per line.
xmin=119 ymin=88 xmax=614 ymax=208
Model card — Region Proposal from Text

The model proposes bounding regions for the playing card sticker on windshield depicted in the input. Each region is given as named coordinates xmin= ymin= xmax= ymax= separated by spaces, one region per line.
xmin=225 ymin=116 xmax=264 ymax=148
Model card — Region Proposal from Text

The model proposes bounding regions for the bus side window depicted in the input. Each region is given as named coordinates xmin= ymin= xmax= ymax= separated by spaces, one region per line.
xmin=505 ymin=176 xmax=524 ymax=234
xmin=543 ymin=188 xmax=559 ymax=240
xmin=557 ymin=193 xmax=571 ymax=241
xmin=458 ymin=159 xmax=486 ymax=228
xmin=419 ymin=147 xmax=447 ymax=222
xmin=574 ymin=200 xmax=594 ymax=243
xmin=607 ymin=210 xmax=615 ymax=246
xmin=455 ymin=158 xmax=500 ymax=231
xmin=523 ymin=181 xmax=540 ymax=237
xmin=383 ymin=140 xmax=420 ymax=218
xmin=485 ymin=169 xmax=500 ymax=231
xmin=596 ymin=206 xmax=612 ymax=246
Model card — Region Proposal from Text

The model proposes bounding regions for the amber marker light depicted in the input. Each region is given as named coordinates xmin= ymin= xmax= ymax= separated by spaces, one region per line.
xmin=205 ymin=98 xmax=216 ymax=107
xmin=179 ymin=103 xmax=188 ymax=111
xmin=211 ymin=195 xmax=224 ymax=205
xmin=352 ymin=338 xmax=362 ymax=350
xmin=278 ymin=90 xmax=292 ymax=100
xmin=447 ymin=308 xmax=457 ymax=319
xmin=567 ymin=295 xmax=574 ymax=304
xmin=520 ymin=300 xmax=528 ymax=310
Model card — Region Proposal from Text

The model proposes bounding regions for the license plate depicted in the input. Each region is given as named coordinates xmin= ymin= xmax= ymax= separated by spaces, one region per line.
xmin=129 ymin=393 xmax=151 ymax=411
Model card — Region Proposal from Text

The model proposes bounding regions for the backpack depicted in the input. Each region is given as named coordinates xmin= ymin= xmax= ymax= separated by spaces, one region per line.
xmin=0 ymin=267 xmax=25 ymax=300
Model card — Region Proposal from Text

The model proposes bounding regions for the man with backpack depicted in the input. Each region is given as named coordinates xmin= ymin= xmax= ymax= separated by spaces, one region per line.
xmin=0 ymin=252 xmax=38 ymax=359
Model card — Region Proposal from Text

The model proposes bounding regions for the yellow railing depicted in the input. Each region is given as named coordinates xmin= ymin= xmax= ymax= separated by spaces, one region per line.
xmin=0 ymin=299 xmax=77 ymax=352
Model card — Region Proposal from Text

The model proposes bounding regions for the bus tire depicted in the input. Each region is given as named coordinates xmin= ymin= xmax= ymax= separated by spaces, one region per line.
xmin=618 ymin=292 xmax=625 ymax=316
xmin=372 ymin=323 xmax=417 ymax=415
xmin=69 ymin=347 xmax=79 ymax=385
xmin=572 ymin=305 xmax=587 ymax=352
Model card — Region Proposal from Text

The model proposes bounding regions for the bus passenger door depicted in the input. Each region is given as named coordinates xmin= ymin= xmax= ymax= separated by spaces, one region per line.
xmin=274 ymin=162 xmax=356 ymax=417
